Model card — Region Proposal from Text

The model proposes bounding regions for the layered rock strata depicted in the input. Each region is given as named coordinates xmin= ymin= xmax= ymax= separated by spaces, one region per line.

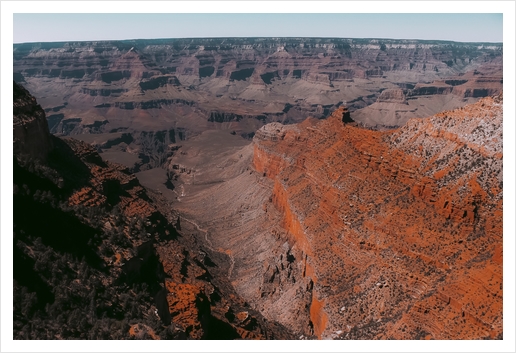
xmin=251 ymin=97 xmax=502 ymax=339
xmin=14 ymin=38 xmax=502 ymax=139
xmin=352 ymin=62 xmax=502 ymax=127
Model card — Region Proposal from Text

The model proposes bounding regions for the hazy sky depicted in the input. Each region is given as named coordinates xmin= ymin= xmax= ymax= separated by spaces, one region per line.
xmin=13 ymin=13 xmax=503 ymax=44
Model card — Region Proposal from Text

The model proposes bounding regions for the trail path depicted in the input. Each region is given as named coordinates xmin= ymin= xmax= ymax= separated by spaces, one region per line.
xmin=179 ymin=215 xmax=234 ymax=279
xmin=180 ymin=216 xmax=213 ymax=248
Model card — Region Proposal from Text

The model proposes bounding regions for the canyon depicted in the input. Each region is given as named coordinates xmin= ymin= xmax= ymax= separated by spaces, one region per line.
xmin=12 ymin=36 xmax=503 ymax=340
xmin=14 ymin=38 xmax=502 ymax=172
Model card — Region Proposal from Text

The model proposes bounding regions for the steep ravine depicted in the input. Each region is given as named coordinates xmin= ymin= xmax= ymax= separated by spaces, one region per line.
xmin=168 ymin=142 xmax=317 ymax=337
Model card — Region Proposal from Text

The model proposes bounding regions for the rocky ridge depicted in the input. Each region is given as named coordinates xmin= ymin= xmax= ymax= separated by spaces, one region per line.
xmin=251 ymin=96 xmax=502 ymax=339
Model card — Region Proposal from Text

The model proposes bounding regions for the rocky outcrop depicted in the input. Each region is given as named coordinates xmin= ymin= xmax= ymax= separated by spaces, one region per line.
xmin=13 ymin=81 xmax=53 ymax=161
xmin=377 ymin=89 xmax=407 ymax=104
xmin=207 ymin=111 xmax=268 ymax=123
xmin=251 ymin=97 xmax=502 ymax=339
xmin=409 ymin=81 xmax=454 ymax=96
xmin=139 ymin=75 xmax=181 ymax=91
xmin=253 ymin=122 xmax=293 ymax=142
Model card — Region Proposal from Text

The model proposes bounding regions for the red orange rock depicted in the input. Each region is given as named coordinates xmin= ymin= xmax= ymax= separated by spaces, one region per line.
xmin=251 ymin=95 xmax=502 ymax=339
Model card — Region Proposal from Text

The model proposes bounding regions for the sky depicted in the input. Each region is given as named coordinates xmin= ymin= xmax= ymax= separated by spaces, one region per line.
xmin=13 ymin=13 xmax=503 ymax=44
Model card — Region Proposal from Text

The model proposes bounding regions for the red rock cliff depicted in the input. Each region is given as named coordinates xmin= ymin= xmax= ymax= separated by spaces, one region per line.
xmin=252 ymin=96 xmax=503 ymax=339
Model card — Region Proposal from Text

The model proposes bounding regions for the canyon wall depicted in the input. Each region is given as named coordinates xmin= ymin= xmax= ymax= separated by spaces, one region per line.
xmin=14 ymin=38 xmax=502 ymax=139
xmin=251 ymin=97 xmax=502 ymax=339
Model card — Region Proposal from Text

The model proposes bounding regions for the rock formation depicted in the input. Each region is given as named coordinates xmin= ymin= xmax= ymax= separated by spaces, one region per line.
xmin=170 ymin=96 xmax=503 ymax=339
xmin=13 ymin=81 xmax=53 ymax=161
xmin=12 ymin=36 xmax=504 ymax=340
xmin=351 ymin=63 xmax=503 ymax=128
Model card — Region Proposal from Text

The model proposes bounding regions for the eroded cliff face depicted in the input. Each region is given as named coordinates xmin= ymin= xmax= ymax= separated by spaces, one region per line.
xmin=252 ymin=96 xmax=502 ymax=339
xmin=14 ymin=38 xmax=502 ymax=139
